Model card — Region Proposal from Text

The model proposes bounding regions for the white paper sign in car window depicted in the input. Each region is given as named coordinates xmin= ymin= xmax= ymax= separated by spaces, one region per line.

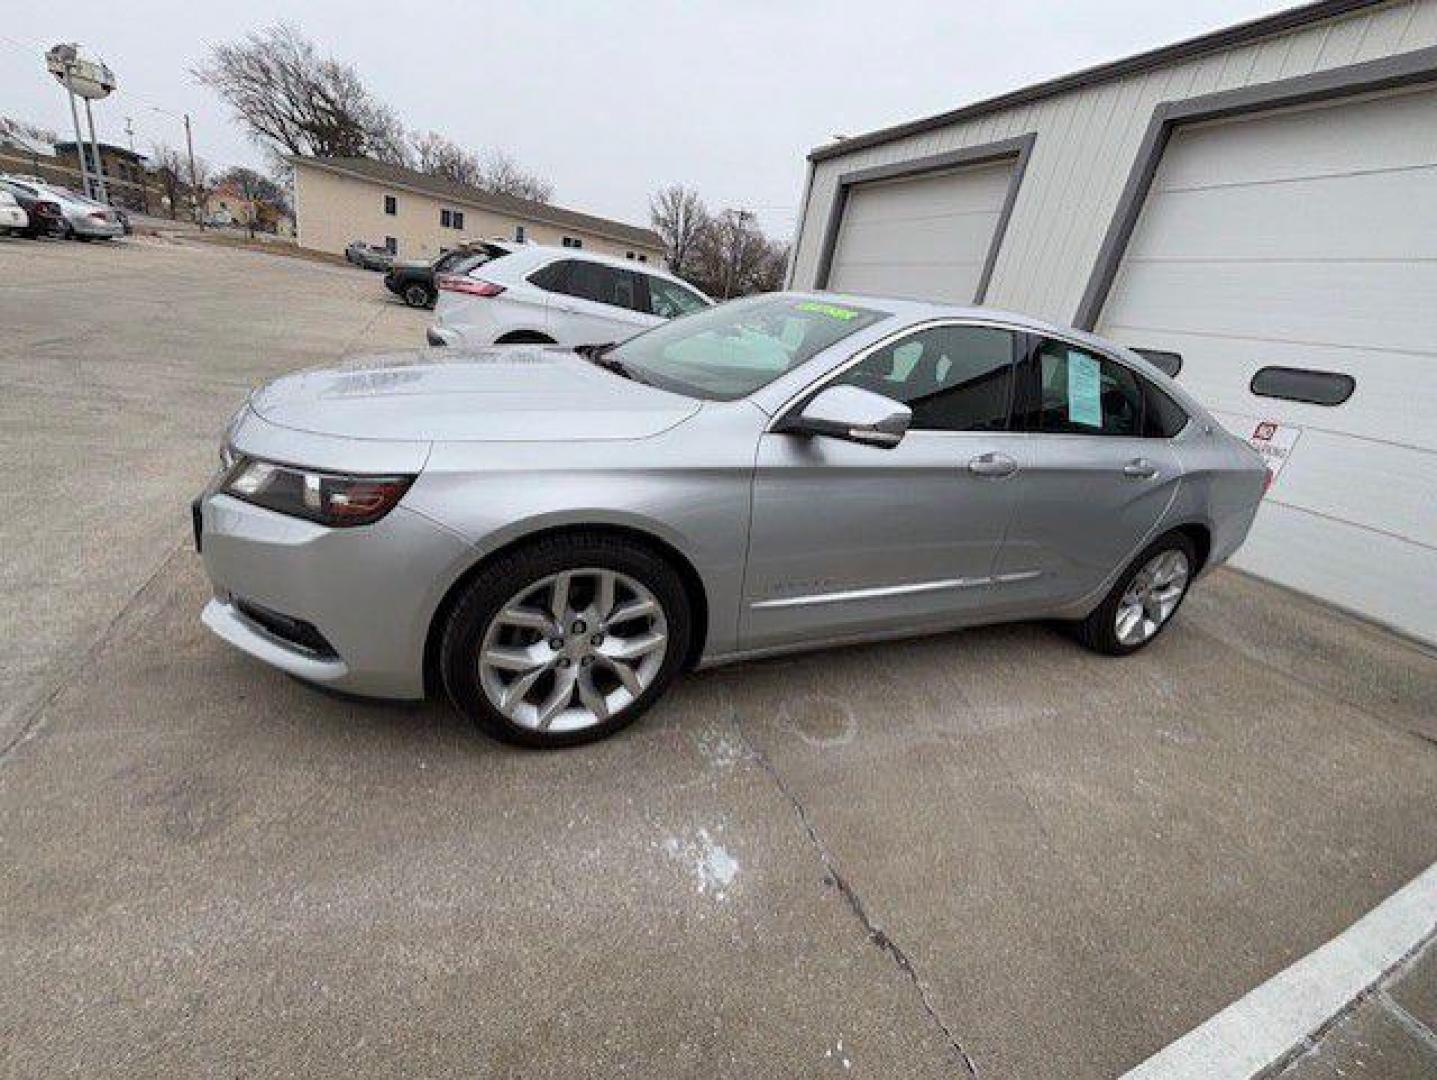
xmin=1067 ymin=350 xmax=1103 ymax=428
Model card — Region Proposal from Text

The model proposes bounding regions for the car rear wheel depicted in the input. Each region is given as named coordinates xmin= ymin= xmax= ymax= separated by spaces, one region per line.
xmin=440 ymin=534 xmax=691 ymax=748
xmin=1072 ymin=532 xmax=1195 ymax=655
xmin=403 ymin=283 xmax=434 ymax=308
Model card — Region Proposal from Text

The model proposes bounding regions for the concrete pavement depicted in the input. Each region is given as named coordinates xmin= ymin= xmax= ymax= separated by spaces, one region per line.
xmin=2 ymin=236 xmax=1436 ymax=1078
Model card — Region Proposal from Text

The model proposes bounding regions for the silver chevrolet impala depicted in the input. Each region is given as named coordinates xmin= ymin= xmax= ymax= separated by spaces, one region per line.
xmin=195 ymin=293 xmax=1266 ymax=747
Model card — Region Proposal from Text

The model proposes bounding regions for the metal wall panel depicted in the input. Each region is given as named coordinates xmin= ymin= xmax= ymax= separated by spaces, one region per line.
xmin=790 ymin=0 xmax=1437 ymax=324
xmin=1097 ymin=84 xmax=1437 ymax=641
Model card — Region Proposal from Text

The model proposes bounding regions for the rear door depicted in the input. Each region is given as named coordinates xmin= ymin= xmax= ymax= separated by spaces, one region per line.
xmin=545 ymin=260 xmax=654 ymax=344
xmin=992 ymin=336 xmax=1183 ymax=609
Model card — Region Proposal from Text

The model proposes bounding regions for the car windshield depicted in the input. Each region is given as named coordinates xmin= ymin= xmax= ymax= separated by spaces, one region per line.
xmin=606 ymin=295 xmax=888 ymax=400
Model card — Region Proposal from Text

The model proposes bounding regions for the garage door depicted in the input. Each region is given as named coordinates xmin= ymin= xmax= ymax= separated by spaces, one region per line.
xmin=826 ymin=160 xmax=1015 ymax=303
xmin=1097 ymin=84 xmax=1437 ymax=642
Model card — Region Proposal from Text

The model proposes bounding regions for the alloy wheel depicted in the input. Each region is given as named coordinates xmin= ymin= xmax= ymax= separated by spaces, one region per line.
xmin=1114 ymin=549 xmax=1190 ymax=646
xmin=477 ymin=568 xmax=668 ymax=733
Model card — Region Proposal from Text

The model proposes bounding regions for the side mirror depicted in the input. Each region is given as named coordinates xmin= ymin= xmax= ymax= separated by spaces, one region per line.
xmin=780 ymin=384 xmax=912 ymax=448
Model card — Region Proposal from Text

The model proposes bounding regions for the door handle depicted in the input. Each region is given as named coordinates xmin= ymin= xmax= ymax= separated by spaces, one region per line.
xmin=1122 ymin=458 xmax=1159 ymax=479
xmin=968 ymin=452 xmax=1018 ymax=478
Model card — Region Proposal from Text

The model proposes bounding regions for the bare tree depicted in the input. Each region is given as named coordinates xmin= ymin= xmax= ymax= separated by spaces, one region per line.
xmin=410 ymin=131 xmax=482 ymax=187
xmin=189 ymin=157 xmax=214 ymax=224
xmin=194 ymin=25 xmax=410 ymax=169
xmin=217 ymin=166 xmax=288 ymax=237
xmin=410 ymin=135 xmax=551 ymax=203
xmin=691 ymin=209 xmax=776 ymax=299
xmin=475 ymin=149 xmax=552 ymax=203
xmin=649 ymin=185 xmax=709 ymax=278
xmin=150 ymin=143 xmax=186 ymax=220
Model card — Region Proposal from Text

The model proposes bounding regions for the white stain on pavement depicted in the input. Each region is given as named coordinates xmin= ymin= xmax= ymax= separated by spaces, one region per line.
xmin=781 ymin=694 xmax=857 ymax=749
xmin=693 ymin=726 xmax=748 ymax=770
xmin=662 ymin=827 xmax=739 ymax=900
xmin=824 ymin=1038 xmax=853 ymax=1070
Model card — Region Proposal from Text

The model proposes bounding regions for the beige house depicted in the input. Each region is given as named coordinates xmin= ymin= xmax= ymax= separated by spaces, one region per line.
xmin=292 ymin=156 xmax=665 ymax=264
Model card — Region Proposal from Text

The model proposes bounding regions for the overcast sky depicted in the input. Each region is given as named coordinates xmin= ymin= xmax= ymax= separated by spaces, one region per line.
xmin=2 ymin=0 xmax=1295 ymax=239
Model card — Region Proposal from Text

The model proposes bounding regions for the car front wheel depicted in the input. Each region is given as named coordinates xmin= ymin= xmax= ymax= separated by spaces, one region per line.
xmin=1073 ymin=532 xmax=1195 ymax=655
xmin=440 ymin=534 xmax=691 ymax=748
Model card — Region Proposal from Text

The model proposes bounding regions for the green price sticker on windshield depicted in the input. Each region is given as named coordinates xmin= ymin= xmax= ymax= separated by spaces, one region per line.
xmin=795 ymin=301 xmax=860 ymax=321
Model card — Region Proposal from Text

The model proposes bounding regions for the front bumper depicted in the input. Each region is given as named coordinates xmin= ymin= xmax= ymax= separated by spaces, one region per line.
xmin=195 ymin=491 xmax=474 ymax=699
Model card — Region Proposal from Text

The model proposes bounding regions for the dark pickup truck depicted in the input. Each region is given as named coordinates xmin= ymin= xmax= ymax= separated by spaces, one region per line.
xmin=383 ymin=241 xmax=512 ymax=308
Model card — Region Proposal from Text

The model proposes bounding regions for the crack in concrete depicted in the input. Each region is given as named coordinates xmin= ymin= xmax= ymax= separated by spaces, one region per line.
xmin=731 ymin=718 xmax=979 ymax=1078
xmin=0 ymin=539 xmax=188 ymax=766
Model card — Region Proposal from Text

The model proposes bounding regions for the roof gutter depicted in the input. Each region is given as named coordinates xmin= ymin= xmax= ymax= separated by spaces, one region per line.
xmin=808 ymin=0 xmax=1384 ymax=162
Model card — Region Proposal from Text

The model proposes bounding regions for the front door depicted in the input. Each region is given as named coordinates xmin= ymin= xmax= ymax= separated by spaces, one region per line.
xmin=742 ymin=323 xmax=1028 ymax=652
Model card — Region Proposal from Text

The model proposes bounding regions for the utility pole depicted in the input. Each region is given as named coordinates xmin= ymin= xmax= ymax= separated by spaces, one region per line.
xmin=149 ymin=104 xmax=204 ymax=228
xmin=723 ymin=209 xmax=754 ymax=300
xmin=125 ymin=117 xmax=149 ymax=215
xmin=184 ymin=112 xmax=202 ymax=229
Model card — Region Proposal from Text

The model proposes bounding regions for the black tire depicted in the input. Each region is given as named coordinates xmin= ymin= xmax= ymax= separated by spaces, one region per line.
xmin=440 ymin=533 xmax=692 ymax=748
xmin=403 ymin=283 xmax=434 ymax=308
xmin=1071 ymin=531 xmax=1197 ymax=656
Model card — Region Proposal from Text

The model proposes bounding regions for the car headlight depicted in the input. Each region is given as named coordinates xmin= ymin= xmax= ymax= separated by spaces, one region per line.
xmin=221 ymin=456 xmax=415 ymax=527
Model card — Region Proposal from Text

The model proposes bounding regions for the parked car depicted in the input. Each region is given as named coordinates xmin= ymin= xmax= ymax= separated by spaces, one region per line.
xmin=0 ymin=189 xmax=28 ymax=235
xmin=194 ymin=292 xmax=1267 ymax=748
xmin=345 ymin=240 xmax=395 ymax=271
xmin=0 ymin=179 xmax=64 ymax=238
xmin=0 ymin=176 xmax=123 ymax=240
xmin=427 ymin=245 xmax=712 ymax=347
xmin=384 ymin=242 xmax=512 ymax=309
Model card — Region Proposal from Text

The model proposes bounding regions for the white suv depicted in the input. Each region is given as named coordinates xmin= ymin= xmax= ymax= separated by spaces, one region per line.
xmin=426 ymin=245 xmax=712 ymax=347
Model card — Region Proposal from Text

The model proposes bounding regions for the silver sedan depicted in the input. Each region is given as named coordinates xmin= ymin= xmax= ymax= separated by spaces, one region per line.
xmin=195 ymin=294 xmax=1266 ymax=747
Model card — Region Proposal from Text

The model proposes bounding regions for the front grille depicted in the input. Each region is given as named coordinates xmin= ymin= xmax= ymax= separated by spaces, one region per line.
xmin=234 ymin=598 xmax=339 ymax=659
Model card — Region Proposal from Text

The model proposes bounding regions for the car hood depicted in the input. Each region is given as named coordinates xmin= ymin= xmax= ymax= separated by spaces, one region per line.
xmin=248 ymin=346 xmax=701 ymax=442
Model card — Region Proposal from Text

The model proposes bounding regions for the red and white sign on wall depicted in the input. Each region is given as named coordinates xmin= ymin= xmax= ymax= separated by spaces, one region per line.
xmin=1247 ymin=421 xmax=1302 ymax=492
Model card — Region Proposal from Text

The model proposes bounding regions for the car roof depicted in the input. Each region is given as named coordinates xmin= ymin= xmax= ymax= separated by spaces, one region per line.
xmin=782 ymin=288 xmax=1155 ymax=358
xmin=769 ymin=289 xmax=1205 ymax=409
xmin=493 ymin=243 xmax=711 ymax=298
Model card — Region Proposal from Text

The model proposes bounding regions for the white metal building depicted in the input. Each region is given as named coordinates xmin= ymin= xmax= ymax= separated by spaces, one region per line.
xmin=788 ymin=0 xmax=1437 ymax=644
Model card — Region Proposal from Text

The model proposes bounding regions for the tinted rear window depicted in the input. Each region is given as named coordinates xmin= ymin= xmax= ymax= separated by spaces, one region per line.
xmin=1141 ymin=378 xmax=1189 ymax=438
